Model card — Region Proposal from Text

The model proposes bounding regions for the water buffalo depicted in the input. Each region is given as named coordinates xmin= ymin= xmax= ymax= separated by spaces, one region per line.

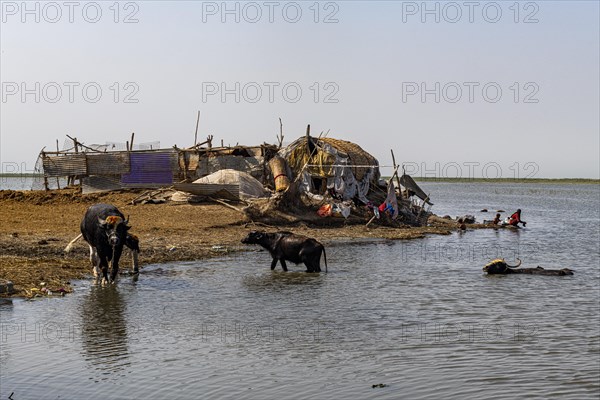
xmin=241 ymin=231 xmax=327 ymax=273
xmin=64 ymin=232 xmax=140 ymax=275
xmin=483 ymin=258 xmax=573 ymax=276
xmin=79 ymin=203 xmax=135 ymax=284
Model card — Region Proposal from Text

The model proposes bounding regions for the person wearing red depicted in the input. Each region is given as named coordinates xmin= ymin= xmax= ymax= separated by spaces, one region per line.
xmin=508 ymin=209 xmax=527 ymax=227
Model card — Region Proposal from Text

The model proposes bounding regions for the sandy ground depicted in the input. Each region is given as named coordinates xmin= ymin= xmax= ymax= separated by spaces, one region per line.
xmin=0 ymin=188 xmax=477 ymax=297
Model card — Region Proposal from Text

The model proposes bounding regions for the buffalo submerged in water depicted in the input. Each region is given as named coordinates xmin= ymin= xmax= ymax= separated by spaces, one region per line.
xmin=241 ymin=231 xmax=328 ymax=273
xmin=483 ymin=259 xmax=574 ymax=276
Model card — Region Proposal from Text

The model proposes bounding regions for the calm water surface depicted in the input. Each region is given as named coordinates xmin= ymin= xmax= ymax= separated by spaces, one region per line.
xmin=0 ymin=177 xmax=36 ymax=191
xmin=1 ymin=183 xmax=599 ymax=399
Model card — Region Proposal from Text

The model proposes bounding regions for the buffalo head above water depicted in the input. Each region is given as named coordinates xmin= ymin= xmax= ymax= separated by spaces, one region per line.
xmin=483 ymin=258 xmax=522 ymax=274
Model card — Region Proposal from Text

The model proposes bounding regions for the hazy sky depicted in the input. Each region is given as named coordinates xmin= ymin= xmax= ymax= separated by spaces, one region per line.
xmin=1 ymin=1 xmax=599 ymax=178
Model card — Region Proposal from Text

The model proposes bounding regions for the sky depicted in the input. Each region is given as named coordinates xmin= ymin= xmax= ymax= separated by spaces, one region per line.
xmin=1 ymin=0 xmax=599 ymax=178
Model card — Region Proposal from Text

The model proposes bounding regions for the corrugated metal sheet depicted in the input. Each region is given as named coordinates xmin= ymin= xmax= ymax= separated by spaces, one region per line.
xmin=400 ymin=174 xmax=433 ymax=205
xmin=43 ymin=154 xmax=87 ymax=177
xmin=174 ymin=183 xmax=240 ymax=200
xmin=82 ymin=175 xmax=122 ymax=194
xmin=41 ymin=147 xmax=270 ymax=193
xmin=87 ymin=152 xmax=130 ymax=175
xmin=121 ymin=151 xmax=177 ymax=185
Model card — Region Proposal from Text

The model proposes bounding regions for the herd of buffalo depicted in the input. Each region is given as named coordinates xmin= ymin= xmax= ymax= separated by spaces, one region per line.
xmin=70 ymin=203 xmax=574 ymax=284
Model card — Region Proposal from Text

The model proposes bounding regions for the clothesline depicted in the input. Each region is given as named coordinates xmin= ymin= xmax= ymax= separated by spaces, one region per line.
xmin=304 ymin=164 xmax=398 ymax=168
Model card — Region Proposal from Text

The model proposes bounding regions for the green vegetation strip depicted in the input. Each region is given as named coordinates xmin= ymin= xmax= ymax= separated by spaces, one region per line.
xmin=0 ymin=173 xmax=42 ymax=177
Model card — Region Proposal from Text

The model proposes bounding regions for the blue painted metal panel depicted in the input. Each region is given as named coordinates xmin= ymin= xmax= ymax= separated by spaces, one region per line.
xmin=121 ymin=152 xmax=174 ymax=184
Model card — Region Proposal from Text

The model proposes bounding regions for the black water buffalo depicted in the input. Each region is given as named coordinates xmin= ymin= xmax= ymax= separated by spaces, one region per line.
xmin=64 ymin=232 xmax=140 ymax=276
xmin=80 ymin=203 xmax=134 ymax=283
xmin=241 ymin=231 xmax=327 ymax=273
xmin=483 ymin=259 xmax=574 ymax=276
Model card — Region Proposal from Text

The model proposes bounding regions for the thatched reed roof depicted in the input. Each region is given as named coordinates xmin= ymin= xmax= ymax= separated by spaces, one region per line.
xmin=283 ymin=136 xmax=379 ymax=182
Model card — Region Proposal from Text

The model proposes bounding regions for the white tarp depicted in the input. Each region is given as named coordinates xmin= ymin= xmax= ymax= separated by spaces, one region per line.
xmin=193 ymin=169 xmax=270 ymax=200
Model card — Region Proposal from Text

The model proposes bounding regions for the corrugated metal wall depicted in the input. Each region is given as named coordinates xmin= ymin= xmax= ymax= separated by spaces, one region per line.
xmin=121 ymin=151 xmax=177 ymax=185
xmin=42 ymin=154 xmax=87 ymax=177
xmin=41 ymin=147 xmax=267 ymax=192
xmin=87 ymin=153 xmax=130 ymax=175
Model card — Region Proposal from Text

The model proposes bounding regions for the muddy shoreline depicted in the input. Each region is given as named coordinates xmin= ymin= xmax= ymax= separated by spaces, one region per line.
xmin=0 ymin=188 xmax=482 ymax=297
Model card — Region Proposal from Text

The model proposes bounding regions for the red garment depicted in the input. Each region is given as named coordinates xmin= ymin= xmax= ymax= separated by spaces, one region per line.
xmin=508 ymin=212 xmax=520 ymax=226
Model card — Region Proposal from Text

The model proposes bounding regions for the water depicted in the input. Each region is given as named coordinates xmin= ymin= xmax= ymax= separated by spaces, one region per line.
xmin=1 ymin=183 xmax=599 ymax=399
xmin=0 ymin=176 xmax=73 ymax=191
xmin=0 ymin=176 xmax=36 ymax=191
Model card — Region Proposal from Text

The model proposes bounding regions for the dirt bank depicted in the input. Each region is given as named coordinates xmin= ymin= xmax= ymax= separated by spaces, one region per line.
xmin=0 ymin=188 xmax=464 ymax=297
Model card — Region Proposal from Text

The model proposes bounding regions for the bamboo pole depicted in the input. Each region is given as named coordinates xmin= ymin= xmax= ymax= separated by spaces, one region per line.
xmin=41 ymin=151 xmax=49 ymax=190
xmin=194 ymin=111 xmax=200 ymax=146
xmin=305 ymin=124 xmax=311 ymax=152
xmin=208 ymin=197 xmax=245 ymax=213
xmin=277 ymin=117 xmax=284 ymax=148
xmin=66 ymin=135 xmax=101 ymax=153
xmin=391 ymin=149 xmax=402 ymax=200
xmin=365 ymin=214 xmax=377 ymax=227
xmin=55 ymin=140 xmax=61 ymax=189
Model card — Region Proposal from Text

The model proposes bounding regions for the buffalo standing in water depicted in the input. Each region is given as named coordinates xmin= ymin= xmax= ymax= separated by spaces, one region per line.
xmin=241 ymin=231 xmax=328 ymax=273
xmin=483 ymin=259 xmax=574 ymax=276
xmin=79 ymin=203 xmax=136 ymax=284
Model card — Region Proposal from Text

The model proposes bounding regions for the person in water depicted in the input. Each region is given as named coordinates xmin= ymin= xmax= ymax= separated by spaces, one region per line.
xmin=492 ymin=213 xmax=501 ymax=225
xmin=508 ymin=209 xmax=527 ymax=227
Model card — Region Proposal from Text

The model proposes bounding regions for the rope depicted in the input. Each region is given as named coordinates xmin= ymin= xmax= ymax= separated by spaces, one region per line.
xmin=303 ymin=164 xmax=391 ymax=168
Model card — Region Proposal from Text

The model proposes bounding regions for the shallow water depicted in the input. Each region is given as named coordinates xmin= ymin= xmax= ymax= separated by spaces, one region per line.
xmin=0 ymin=176 xmax=36 ymax=191
xmin=1 ymin=183 xmax=599 ymax=399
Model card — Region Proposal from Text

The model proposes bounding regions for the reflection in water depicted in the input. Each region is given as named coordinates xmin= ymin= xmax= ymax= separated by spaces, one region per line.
xmin=80 ymin=285 xmax=131 ymax=380
xmin=0 ymin=300 xmax=14 ymax=372
xmin=241 ymin=270 xmax=325 ymax=291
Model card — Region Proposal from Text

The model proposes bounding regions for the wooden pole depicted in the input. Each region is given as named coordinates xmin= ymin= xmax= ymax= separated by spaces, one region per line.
xmin=277 ymin=117 xmax=284 ymax=148
xmin=208 ymin=197 xmax=245 ymax=213
xmin=42 ymin=151 xmax=49 ymax=191
xmin=416 ymin=194 xmax=429 ymax=225
xmin=130 ymin=132 xmax=135 ymax=151
xmin=194 ymin=111 xmax=200 ymax=146
xmin=305 ymin=124 xmax=311 ymax=153
xmin=66 ymin=135 xmax=101 ymax=153
xmin=391 ymin=149 xmax=402 ymax=200
xmin=55 ymin=140 xmax=61 ymax=189
xmin=365 ymin=214 xmax=377 ymax=227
